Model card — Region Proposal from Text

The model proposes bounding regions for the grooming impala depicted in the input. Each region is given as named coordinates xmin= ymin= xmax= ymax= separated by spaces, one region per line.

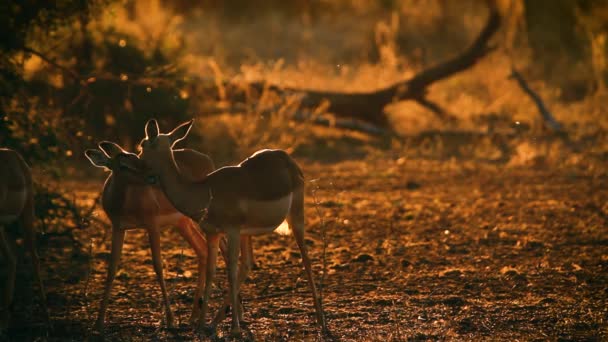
xmin=0 ymin=148 xmax=49 ymax=329
xmin=85 ymin=142 xmax=219 ymax=330
xmin=138 ymin=119 xmax=326 ymax=336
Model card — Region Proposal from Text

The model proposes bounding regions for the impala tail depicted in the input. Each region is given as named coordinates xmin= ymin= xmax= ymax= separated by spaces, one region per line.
xmin=282 ymin=151 xmax=304 ymax=187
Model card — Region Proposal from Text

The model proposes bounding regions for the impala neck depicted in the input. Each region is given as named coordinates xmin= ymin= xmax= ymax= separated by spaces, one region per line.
xmin=156 ymin=150 xmax=211 ymax=222
xmin=102 ymin=173 xmax=127 ymax=217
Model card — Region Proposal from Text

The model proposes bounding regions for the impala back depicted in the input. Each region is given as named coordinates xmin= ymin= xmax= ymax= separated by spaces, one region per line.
xmin=101 ymin=168 xmax=183 ymax=228
xmin=102 ymin=150 xmax=214 ymax=228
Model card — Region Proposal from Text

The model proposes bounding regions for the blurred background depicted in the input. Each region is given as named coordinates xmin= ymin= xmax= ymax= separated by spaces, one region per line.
xmin=2 ymin=0 xmax=606 ymax=169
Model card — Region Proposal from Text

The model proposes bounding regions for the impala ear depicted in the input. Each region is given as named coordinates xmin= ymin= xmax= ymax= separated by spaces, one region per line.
xmin=117 ymin=153 xmax=142 ymax=171
xmin=84 ymin=149 xmax=110 ymax=169
xmin=169 ymin=119 xmax=194 ymax=147
xmin=98 ymin=141 xmax=125 ymax=158
xmin=145 ymin=119 xmax=159 ymax=139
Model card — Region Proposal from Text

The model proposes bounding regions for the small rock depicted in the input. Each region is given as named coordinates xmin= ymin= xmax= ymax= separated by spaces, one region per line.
xmin=116 ymin=270 xmax=130 ymax=280
xmin=404 ymin=288 xmax=419 ymax=295
xmin=525 ymin=240 xmax=544 ymax=250
xmin=352 ymin=254 xmax=374 ymax=263
xmin=538 ymin=297 xmax=557 ymax=305
xmin=441 ymin=269 xmax=463 ymax=278
xmin=320 ymin=200 xmax=342 ymax=208
xmin=406 ymin=180 xmax=421 ymax=190
xmin=330 ymin=263 xmax=350 ymax=270
xmin=95 ymin=252 xmax=110 ymax=261
xmin=443 ymin=296 xmax=466 ymax=307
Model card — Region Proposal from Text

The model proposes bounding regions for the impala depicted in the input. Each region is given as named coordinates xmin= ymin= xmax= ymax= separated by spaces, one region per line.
xmin=137 ymin=119 xmax=326 ymax=336
xmin=86 ymin=142 xmax=254 ymax=331
xmin=0 ymin=148 xmax=49 ymax=329
xmin=86 ymin=142 xmax=217 ymax=330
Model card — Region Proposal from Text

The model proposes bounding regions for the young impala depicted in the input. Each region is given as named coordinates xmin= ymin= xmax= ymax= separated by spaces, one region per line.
xmin=138 ymin=119 xmax=326 ymax=337
xmin=86 ymin=142 xmax=253 ymax=331
xmin=85 ymin=142 xmax=217 ymax=331
xmin=0 ymin=148 xmax=49 ymax=329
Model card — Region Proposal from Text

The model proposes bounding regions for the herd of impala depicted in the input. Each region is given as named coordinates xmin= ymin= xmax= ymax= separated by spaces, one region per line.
xmin=0 ymin=119 xmax=326 ymax=337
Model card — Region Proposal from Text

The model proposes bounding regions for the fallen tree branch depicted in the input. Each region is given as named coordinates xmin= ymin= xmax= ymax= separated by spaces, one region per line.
xmin=293 ymin=111 xmax=392 ymax=136
xmin=508 ymin=68 xmax=584 ymax=156
xmin=20 ymin=1 xmax=501 ymax=130
xmin=509 ymin=68 xmax=563 ymax=132
xmin=20 ymin=46 xmax=81 ymax=81
xmin=249 ymin=0 xmax=501 ymax=127
xmin=414 ymin=96 xmax=454 ymax=122
xmin=19 ymin=46 xmax=185 ymax=89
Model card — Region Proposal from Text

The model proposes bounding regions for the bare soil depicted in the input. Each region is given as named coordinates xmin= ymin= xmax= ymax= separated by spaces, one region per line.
xmin=3 ymin=157 xmax=608 ymax=341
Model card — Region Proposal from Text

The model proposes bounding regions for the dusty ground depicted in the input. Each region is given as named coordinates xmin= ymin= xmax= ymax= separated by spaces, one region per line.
xmin=3 ymin=154 xmax=608 ymax=341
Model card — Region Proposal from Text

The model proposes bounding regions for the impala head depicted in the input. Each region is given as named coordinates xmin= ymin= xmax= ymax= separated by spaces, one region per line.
xmin=85 ymin=143 xmax=146 ymax=183
xmin=139 ymin=119 xmax=194 ymax=185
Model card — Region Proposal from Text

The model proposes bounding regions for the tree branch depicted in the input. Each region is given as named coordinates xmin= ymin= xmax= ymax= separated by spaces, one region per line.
xmin=19 ymin=46 xmax=182 ymax=89
xmin=509 ymin=68 xmax=563 ymax=132
xmin=414 ymin=96 xmax=454 ymax=121
xmin=21 ymin=46 xmax=82 ymax=81
xmin=259 ymin=0 xmax=502 ymax=127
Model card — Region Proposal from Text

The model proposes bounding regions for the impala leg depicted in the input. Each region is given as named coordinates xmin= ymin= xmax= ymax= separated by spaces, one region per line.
xmin=226 ymin=230 xmax=241 ymax=337
xmin=198 ymin=233 xmax=219 ymax=333
xmin=176 ymin=219 xmax=208 ymax=324
xmin=0 ymin=228 xmax=16 ymax=330
xmin=148 ymin=226 xmax=175 ymax=328
xmin=212 ymin=237 xmax=231 ymax=326
xmin=236 ymin=236 xmax=252 ymax=323
xmin=95 ymin=227 xmax=125 ymax=332
xmin=21 ymin=209 xmax=50 ymax=326
xmin=288 ymin=187 xmax=327 ymax=331
xmin=212 ymin=235 xmax=251 ymax=326
xmin=247 ymin=235 xmax=255 ymax=269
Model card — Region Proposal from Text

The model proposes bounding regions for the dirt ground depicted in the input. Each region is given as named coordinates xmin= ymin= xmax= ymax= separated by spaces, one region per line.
xmin=3 ymin=155 xmax=608 ymax=341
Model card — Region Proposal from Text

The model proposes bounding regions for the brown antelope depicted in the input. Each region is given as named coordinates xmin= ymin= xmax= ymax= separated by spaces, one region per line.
xmin=85 ymin=142 xmax=217 ymax=331
xmin=86 ymin=142 xmax=253 ymax=331
xmin=137 ymin=119 xmax=326 ymax=337
xmin=0 ymin=148 xmax=49 ymax=329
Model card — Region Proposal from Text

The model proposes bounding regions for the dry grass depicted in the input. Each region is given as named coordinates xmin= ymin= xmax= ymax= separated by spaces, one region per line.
xmin=30 ymin=0 xmax=603 ymax=167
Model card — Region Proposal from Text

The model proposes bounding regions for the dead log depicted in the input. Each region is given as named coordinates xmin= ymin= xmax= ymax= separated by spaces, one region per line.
xmin=243 ymin=0 xmax=501 ymax=127
xmin=22 ymin=1 xmax=500 ymax=130
xmin=292 ymin=111 xmax=392 ymax=136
